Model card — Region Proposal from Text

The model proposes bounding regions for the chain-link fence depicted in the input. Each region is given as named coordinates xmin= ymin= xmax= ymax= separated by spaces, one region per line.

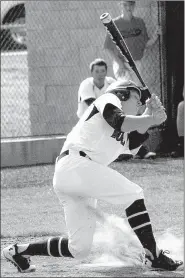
xmin=1 ymin=1 xmax=165 ymax=139
xmin=1 ymin=1 xmax=29 ymax=138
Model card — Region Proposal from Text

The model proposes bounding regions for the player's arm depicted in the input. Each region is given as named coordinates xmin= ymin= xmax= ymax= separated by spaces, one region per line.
xmin=104 ymin=29 xmax=124 ymax=62
xmin=102 ymin=102 xmax=153 ymax=133
xmin=84 ymin=98 xmax=96 ymax=106
xmin=103 ymin=103 xmax=126 ymax=129
xmin=121 ymin=109 xmax=167 ymax=133
xmin=97 ymin=93 xmax=166 ymax=132
xmin=121 ymin=94 xmax=167 ymax=133
xmin=97 ymin=94 xmax=154 ymax=132
xmin=121 ymin=114 xmax=154 ymax=133
xmin=102 ymin=104 xmax=150 ymax=148
xmin=78 ymin=79 xmax=95 ymax=104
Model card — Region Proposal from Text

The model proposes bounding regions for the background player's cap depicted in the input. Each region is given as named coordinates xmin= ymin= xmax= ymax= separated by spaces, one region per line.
xmin=106 ymin=79 xmax=142 ymax=101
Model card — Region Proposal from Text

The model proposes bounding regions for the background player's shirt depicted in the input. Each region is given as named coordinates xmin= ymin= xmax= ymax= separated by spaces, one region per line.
xmin=104 ymin=16 xmax=149 ymax=61
xmin=77 ymin=76 xmax=116 ymax=118
xmin=62 ymin=93 xmax=148 ymax=166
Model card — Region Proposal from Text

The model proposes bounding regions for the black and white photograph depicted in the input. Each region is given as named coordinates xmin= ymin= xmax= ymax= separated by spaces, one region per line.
xmin=1 ymin=1 xmax=184 ymax=277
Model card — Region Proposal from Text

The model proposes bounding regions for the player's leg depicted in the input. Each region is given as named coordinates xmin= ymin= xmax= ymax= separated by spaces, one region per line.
xmin=17 ymin=195 xmax=97 ymax=260
xmin=177 ymin=100 xmax=184 ymax=137
xmin=53 ymin=193 xmax=97 ymax=260
xmin=55 ymin=156 xmax=183 ymax=271
xmin=54 ymin=155 xmax=144 ymax=207
xmin=3 ymin=195 xmax=97 ymax=273
xmin=172 ymin=100 xmax=184 ymax=157
xmin=125 ymin=198 xmax=182 ymax=270
xmin=96 ymin=165 xmax=182 ymax=270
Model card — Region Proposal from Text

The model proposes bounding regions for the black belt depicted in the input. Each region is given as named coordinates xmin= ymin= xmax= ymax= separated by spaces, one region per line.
xmin=56 ymin=150 xmax=90 ymax=163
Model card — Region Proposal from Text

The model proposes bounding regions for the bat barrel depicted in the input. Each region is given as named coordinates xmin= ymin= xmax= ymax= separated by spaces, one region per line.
xmin=100 ymin=13 xmax=112 ymax=24
xmin=100 ymin=12 xmax=151 ymax=98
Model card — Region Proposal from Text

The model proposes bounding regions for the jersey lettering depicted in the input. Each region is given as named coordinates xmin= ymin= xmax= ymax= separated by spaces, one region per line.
xmin=111 ymin=130 xmax=125 ymax=146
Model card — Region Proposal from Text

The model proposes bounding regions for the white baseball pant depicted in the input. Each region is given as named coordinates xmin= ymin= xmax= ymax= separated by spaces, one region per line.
xmin=53 ymin=151 xmax=144 ymax=259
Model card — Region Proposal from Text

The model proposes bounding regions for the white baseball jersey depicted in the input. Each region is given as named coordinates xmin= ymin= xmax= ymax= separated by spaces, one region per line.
xmin=62 ymin=93 xmax=148 ymax=166
xmin=77 ymin=76 xmax=116 ymax=118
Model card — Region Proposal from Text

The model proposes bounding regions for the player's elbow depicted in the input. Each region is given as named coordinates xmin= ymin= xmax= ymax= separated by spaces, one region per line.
xmin=121 ymin=124 xmax=134 ymax=133
xmin=121 ymin=120 xmax=137 ymax=133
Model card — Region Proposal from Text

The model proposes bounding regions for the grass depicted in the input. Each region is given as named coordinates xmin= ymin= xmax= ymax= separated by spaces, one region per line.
xmin=1 ymin=158 xmax=184 ymax=238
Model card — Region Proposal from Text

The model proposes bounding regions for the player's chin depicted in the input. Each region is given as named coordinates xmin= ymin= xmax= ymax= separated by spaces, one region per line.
xmin=136 ymin=105 xmax=143 ymax=115
xmin=127 ymin=110 xmax=137 ymax=116
xmin=132 ymin=109 xmax=138 ymax=116
xmin=124 ymin=106 xmax=138 ymax=116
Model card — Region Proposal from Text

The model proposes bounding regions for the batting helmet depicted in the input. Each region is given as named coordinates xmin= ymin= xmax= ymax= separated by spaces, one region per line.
xmin=106 ymin=79 xmax=142 ymax=101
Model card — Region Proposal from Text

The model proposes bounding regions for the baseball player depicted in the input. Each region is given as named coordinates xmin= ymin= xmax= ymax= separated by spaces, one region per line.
xmin=77 ymin=58 xmax=116 ymax=118
xmin=77 ymin=58 xmax=133 ymax=160
xmin=103 ymin=1 xmax=161 ymax=83
xmin=3 ymin=80 xmax=183 ymax=273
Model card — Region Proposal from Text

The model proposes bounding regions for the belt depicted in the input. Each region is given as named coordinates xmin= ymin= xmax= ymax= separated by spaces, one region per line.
xmin=56 ymin=150 xmax=90 ymax=163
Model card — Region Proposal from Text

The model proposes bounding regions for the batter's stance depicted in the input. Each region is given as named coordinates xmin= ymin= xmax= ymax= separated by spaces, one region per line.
xmin=3 ymin=80 xmax=183 ymax=273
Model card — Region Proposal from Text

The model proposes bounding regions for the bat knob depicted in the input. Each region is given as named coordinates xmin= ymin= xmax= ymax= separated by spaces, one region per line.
xmin=100 ymin=13 xmax=112 ymax=24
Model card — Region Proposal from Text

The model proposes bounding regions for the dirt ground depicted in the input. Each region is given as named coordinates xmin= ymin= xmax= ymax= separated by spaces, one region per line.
xmin=1 ymin=158 xmax=184 ymax=277
xmin=1 ymin=236 xmax=184 ymax=278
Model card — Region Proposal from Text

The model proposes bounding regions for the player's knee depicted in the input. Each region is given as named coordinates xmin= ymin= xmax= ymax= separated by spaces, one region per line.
xmin=137 ymin=188 xmax=144 ymax=199
xmin=69 ymin=243 xmax=92 ymax=259
xmin=131 ymin=185 xmax=144 ymax=202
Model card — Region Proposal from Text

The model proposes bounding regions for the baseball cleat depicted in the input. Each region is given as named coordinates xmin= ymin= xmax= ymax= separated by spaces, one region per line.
xmin=144 ymin=250 xmax=183 ymax=271
xmin=3 ymin=244 xmax=36 ymax=273
xmin=143 ymin=152 xmax=156 ymax=159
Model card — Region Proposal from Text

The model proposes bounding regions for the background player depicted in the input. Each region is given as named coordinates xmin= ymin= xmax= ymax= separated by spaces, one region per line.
xmin=3 ymin=80 xmax=183 ymax=273
xmin=77 ymin=58 xmax=116 ymax=118
xmin=103 ymin=1 xmax=160 ymax=82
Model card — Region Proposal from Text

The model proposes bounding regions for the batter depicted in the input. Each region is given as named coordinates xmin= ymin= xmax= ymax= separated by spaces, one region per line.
xmin=3 ymin=80 xmax=183 ymax=273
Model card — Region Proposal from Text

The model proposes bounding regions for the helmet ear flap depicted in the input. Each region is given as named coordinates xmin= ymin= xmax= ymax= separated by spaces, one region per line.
xmin=116 ymin=89 xmax=130 ymax=101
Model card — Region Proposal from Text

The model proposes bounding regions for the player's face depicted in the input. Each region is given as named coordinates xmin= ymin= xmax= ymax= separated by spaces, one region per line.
xmin=119 ymin=1 xmax=135 ymax=16
xmin=121 ymin=90 xmax=142 ymax=115
xmin=92 ymin=65 xmax=107 ymax=83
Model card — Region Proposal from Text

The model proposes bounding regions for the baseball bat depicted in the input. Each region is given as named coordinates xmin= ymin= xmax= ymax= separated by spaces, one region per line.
xmin=100 ymin=12 xmax=151 ymax=100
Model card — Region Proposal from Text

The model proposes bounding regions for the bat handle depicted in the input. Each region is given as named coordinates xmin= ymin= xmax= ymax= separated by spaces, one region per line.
xmin=133 ymin=67 xmax=146 ymax=87
xmin=132 ymin=65 xmax=151 ymax=99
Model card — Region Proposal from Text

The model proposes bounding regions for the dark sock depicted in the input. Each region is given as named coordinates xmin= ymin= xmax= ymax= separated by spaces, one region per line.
xmin=20 ymin=237 xmax=73 ymax=258
xmin=126 ymin=199 xmax=157 ymax=257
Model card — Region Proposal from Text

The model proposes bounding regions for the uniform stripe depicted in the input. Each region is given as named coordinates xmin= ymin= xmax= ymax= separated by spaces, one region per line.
xmin=50 ymin=237 xmax=60 ymax=256
xmin=58 ymin=237 xmax=63 ymax=257
xmin=126 ymin=199 xmax=146 ymax=217
xmin=127 ymin=210 xmax=147 ymax=219
xmin=47 ymin=238 xmax=52 ymax=256
xmin=85 ymin=105 xmax=99 ymax=121
xmin=128 ymin=212 xmax=150 ymax=228
xmin=133 ymin=222 xmax=151 ymax=231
